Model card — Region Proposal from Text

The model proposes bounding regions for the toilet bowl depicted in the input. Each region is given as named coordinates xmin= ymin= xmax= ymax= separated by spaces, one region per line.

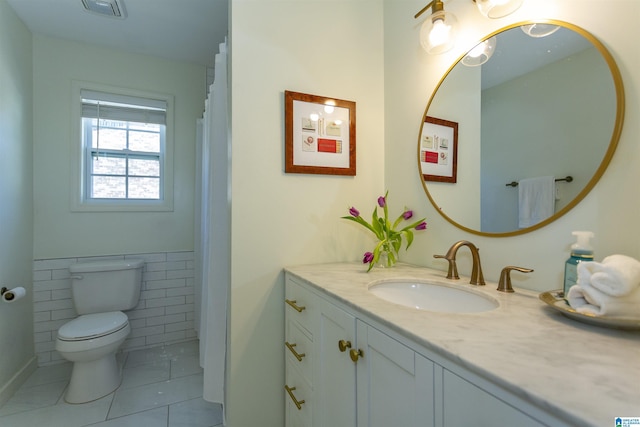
xmin=55 ymin=259 xmax=144 ymax=404
xmin=56 ymin=311 xmax=131 ymax=403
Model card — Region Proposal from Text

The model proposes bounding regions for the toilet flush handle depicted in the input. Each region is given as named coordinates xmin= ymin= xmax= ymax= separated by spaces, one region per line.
xmin=70 ymin=275 xmax=84 ymax=280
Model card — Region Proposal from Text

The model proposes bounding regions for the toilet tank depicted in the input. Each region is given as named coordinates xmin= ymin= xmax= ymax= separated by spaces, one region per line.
xmin=68 ymin=259 xmax=144 ymax=315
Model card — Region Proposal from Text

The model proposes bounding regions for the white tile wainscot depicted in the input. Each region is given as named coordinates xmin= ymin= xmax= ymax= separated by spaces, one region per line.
xmin=33 ymin=251 xmax=197 ymax=365
xmin=284 ymin=262 xmax=640 ymax=427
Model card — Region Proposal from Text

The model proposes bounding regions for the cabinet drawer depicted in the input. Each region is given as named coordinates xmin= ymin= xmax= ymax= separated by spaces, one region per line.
xmin=285 ymin=362 xmax=312 ymax=427
xmin=285 ymin=318 xmax=313 ymax=384
xmin=285 ymin=277 xmax=315 ymax=334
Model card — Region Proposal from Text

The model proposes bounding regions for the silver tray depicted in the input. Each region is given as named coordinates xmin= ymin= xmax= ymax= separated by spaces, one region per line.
xmin=539 ymin=290 xmax=640 ymax=330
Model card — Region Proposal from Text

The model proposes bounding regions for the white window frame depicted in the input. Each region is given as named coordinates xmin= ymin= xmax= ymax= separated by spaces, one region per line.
xmin=70 ymin=81 xmax=174 ymax=212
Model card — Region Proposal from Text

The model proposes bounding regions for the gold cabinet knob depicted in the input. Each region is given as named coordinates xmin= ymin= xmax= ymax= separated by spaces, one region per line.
xmin=285 ymin=341 xmax=306 ymax=362
xmin=349 ymin=348 xmax=364 ymax=362
xmin=285 ymin=299 xmax=306 ymax=312
xmin=338 ymin=339 xmax=352 ymax=352
xmin=284 ymin=385 xmax=306 ymax=410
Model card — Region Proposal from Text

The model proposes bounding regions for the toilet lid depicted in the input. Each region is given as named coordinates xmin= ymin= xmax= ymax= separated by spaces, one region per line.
xmin=58 ymin=312 xmax=129 ymax=341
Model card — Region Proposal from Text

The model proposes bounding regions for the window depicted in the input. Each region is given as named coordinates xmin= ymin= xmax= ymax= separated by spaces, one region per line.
xmin=71 ymin=83 xmax=174 ymax=212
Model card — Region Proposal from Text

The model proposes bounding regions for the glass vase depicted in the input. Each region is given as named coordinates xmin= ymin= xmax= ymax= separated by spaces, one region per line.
xmin=375 ymin=244 xmax=397 ymax=269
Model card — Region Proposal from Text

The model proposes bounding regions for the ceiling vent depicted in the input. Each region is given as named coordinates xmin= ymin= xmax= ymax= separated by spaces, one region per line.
xmin=81 ymin=0 xmax=127 ymax=19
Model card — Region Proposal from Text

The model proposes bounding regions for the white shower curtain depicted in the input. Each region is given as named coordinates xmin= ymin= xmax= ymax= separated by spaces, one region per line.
xmin=196 ymin=40 xmax=229 ymax=410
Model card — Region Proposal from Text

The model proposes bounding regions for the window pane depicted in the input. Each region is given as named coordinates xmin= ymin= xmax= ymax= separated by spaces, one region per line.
xmin=81 ymin=91 xmax=167 ymax=204
xmin=92 ymin=176 xmax=126 ymax=198
xmin=129 ymin=177 xmax=160 ymax=199
xmin=129 ymin=130 xmax=160 ymax=152
xmin=129 ymin=158 xmax=160 ymax=177
xmin=129 ymin=122 xmax=160 ymax=132
xmin=92 ymin=154 xmax=126 ymax=175
xmin=92 ymin=126 xmax=126 ymax=150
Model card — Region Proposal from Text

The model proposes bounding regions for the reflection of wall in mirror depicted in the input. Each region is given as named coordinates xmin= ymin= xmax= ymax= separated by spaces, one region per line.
xmin=480 ymin=47 xmax=615 ymax=232
xmin=427 ymin=63 xmax=482 ymax=230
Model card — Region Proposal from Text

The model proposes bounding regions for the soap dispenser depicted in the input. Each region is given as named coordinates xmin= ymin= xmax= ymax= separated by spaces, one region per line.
xmin=563 ymin=231 xmax=594 ymax=298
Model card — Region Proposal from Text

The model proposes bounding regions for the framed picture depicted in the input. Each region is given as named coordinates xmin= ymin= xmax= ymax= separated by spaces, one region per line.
xmin=419 ymin=116 xmax=458 ymax=183
xmin=285 ymin=90 xmax=356 ymax=175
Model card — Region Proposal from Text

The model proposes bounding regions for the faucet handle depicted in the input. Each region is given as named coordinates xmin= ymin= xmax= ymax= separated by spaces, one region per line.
xmin=433 ymin=254 xmax=459 ymax=279
xmin=497 ymin=266 xmax=534 ymax=293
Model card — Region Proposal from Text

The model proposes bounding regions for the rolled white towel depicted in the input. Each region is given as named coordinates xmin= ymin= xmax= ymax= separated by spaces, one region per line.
xmin=567 ymin=282 xmax=640 ymax=317
xmin=576 ymin=254 xmax=640 ymax=297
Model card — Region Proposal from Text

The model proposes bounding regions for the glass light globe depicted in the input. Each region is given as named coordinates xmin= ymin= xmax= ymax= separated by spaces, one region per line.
xmin=475 ymin=0 xmax=523 ymax=19
xmin=521 ymin=23 xmax=561 ymax=38
xmin=420 ymin=10 xmax=458 ymax=54
xmin=462 ymin=37 xmax=497 ymax=66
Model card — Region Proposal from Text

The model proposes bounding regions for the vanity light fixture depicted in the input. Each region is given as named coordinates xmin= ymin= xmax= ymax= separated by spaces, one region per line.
xmin=521 ymin=23 xmax=561 ymax=38
xmin=474 ymin=0 xmax=523 ymax=19
xmin=461 ymin=36 xmax=496 ymax=66
xmin=417 ymin=0 xmax=458 ymax=54
xmin=415 ymin=0 xmax=523 ymax=54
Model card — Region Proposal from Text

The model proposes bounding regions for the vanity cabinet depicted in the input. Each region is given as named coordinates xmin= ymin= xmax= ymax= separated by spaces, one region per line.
xmin=355 ymin=321 xmax=435 ymax=427
xmin=286 ymin=276 xmax=432 ymax=427
xmin=284 ymin=274 xmax=555 ymax=427
xmin=441 ymin=369 xmax=542 ymax=426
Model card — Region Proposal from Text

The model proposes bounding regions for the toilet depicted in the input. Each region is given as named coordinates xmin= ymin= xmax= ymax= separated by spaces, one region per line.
xmin=55 ymin=259 xmax=144 ymax=403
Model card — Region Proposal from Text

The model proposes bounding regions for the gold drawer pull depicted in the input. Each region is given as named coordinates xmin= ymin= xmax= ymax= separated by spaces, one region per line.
xmin=284 ymin=385 xmax=306 ymax=410
xmin=285 ymin=341 xmax=306 ymax=362
xmin=285 ymin=299 xmax=306 ymax=313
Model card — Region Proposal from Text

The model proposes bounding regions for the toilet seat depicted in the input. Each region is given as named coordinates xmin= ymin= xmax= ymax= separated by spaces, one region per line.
xmin=58 ymin=312 xmax=128 ymax=341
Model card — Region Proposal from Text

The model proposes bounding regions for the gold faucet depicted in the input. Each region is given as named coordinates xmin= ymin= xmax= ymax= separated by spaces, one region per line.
xmin=434 ymin=240 xmax=486 ymax=286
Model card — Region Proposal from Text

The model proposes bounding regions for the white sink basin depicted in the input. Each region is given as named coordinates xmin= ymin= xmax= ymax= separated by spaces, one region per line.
xmin=368 ymin=279 xmax=499 ymax=313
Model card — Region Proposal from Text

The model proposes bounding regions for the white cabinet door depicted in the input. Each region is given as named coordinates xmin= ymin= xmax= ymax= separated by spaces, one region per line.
xmin=442 ymin=369 xmax=544 ymax=427
xmin=356 ymin=321 xmax=436 ymax=427
xmin=315 ymin=297 xmax=357 ymax=427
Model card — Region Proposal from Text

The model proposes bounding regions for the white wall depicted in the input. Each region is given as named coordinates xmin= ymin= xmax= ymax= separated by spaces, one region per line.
xmin=32 ymin=35 xmax=207 ymax=259
xmin=0 ymin=0 xmax=35 ymax=405
xmin=386 ymin=0 xmax=640 ymax=291
xmin=228 ymin=1 xmax=385 ymax=425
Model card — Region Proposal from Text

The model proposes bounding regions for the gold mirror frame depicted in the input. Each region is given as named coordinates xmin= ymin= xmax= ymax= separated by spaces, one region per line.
xmin=417 ymin=19 xmax=625 ymax=237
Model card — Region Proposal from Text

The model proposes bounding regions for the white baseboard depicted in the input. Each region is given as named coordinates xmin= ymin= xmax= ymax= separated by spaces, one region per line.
xmin=0 ymin=356 xmax=37 ymax=407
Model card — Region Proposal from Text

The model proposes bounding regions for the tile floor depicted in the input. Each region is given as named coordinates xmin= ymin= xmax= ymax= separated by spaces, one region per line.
xmin=0 ymin=340 xmax=223 ymax=427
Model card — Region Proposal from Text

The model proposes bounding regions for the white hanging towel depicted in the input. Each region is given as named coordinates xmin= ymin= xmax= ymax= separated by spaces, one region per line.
xmin=518 ymin=176 xmax=555 ymax=228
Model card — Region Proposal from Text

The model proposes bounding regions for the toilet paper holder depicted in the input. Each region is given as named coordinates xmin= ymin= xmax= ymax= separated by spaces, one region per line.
xmin=1 ymin=287 xmax=14 ymax=301
xmin=2 ymin=286 xmax=27 ymax=303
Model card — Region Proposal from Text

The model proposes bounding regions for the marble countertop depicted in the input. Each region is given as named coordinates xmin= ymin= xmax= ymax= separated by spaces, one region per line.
xmin=284 ymin=262 xmax=640 ymax=427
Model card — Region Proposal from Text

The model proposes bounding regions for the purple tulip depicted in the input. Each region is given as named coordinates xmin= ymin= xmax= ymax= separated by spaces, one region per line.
xmin=377 ymin=196 xmax=386 ymax=208
xmin=415 ymin=221 xmax=427 ymax=231
xmin=402 ymin=210 xmax=413 ymax=220
xmin=349 ymin=207 xmax=360 ymax=217
xmin=363 ymin=252 xmax=374 ymax=264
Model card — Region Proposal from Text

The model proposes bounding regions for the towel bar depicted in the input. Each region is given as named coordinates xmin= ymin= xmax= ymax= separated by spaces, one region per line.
xmin=506 ymin=175 xmax=573 ymax=187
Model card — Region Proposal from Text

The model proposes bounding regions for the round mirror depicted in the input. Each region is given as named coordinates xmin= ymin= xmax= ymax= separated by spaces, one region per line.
xmin=417 ymin=20 xmax=625 ymax=236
